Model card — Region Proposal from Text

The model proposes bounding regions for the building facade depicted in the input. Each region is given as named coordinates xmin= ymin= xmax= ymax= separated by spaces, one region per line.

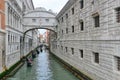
xmin=5 ymin=0 xmax=37 ymax=69
xmin=0 ymin=0 xmax=6 ymax=73
xmin=51 ymin=0 xmax=120 ymax=80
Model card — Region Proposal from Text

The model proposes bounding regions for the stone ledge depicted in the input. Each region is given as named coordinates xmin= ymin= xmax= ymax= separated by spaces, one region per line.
xmin=50 ymin=51 xmax=93 ymax=80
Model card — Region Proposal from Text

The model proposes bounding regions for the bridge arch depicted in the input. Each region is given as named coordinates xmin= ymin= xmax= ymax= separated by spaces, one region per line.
xmin=23 ymin=7 xmax=57 ymax=33
xmin=21 ymin=7 xmax=57 ymax=58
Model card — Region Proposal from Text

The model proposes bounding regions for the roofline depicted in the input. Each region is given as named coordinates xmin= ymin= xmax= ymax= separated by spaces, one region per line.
xmin=24 ymin=10 xmax=57 ymax=17
xmin=56 ymin=0 xmax=77 ymax=19
xmin=31 ymin=0 xmax=34 ymax=9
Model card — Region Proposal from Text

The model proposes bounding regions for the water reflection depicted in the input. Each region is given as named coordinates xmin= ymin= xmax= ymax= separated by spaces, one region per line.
xmin=7 ymin=50 xmax=79 ymax=80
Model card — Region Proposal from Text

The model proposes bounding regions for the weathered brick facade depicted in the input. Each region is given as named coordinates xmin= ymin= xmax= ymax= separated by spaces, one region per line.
xmin=0 ymin=0 xmax=5 ymax=30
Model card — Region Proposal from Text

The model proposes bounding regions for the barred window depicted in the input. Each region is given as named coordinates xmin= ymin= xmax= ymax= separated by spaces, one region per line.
xmin=66 ymin=28 xmax=68 ymax=34
xmin=93 ymin=15 xmax=100 ymax=27
xmin=72 ymin=7 xmax=74 ymax=15
xmin=71 ymin=48 xmax=74 ymax=55
xmin=61 ymin=46 xmax=63 ymax=50
xmin=66 ymin=13 xmax=68 ymax=19
xmin=65 ymin=47 xmax=68 ymax=52
xmin=62 ymin=17 xmax=64 ymax=22
xmin=80 ymin=49 xmax=83 ymax=58
xmin=80 ymin=0 xmax=84 ymax=9
xmin=62 ymin=30 xmax=63 ymax=34
xmin=93 ymin=52 xmax=99 ymax=64
xmin=116 ymin=7 xmax=120 ymax=23
xmin=72 ymin=25 xmax=74 ymax=33
xmin=80 ymin=21 xmax=84 ymax=31
xmin=116 ymin=56 xmax=120 ymax=71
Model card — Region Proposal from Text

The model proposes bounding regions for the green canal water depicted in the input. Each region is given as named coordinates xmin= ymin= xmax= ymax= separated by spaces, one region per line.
xmin=7 ymin=50 xmax=79 ymax=80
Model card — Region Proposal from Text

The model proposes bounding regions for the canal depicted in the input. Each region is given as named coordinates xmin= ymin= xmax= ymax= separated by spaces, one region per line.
xmin=7 ymin=50 xmax=79 ymax=80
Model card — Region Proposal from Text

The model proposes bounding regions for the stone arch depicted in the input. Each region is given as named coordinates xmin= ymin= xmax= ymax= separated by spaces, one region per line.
xmin=23 ymin=7 xmax=57 ymax=33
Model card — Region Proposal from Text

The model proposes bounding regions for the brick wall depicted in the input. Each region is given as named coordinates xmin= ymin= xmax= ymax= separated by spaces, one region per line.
xmin=0 ymin=0 xmax=5 ymax=30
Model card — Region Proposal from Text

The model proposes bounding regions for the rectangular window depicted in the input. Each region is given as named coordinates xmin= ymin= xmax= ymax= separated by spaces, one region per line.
xmin=116 ymin=7 xmax=120 ymax=23
xmin=62 ymin=17 xmax=64 ymax=22
xmin=80 ymin=0 xmax=84 ymax=9
xmin=93 ymin=52 xmax=99 ymax=64
xmin=115 ymin=56 xmax=120 ymax=71
xmin=72 ymin=25 xmax=74 ymax=33
xmin=66 ymin=28 xmax=68 ymax=34
xmin=61 ymin=46 xmax=63 ymax=50
xmin=94 ymin=15 xmax=100 ymax=27
xmin=45 ymin=19 xmax=49 ymax=22
xmin=80 ymin=49 xmax=83 ymax=58
xmin=32 ymin=19 xmax=36 ymax=22
xmin=66 ymin=13 xmax=68 ymax=19
xmin=62 ymin=30 xmax=63 ymax=34
xmin=65 ymin=47 xmax=68 ymax=52
xmin=71 ymin=48 xmax=74 ymax=55
xmin=80 ymin=21 xmax=84 ymax=31
xmin=8 ymin=34 xmax=10 ymax=42
xmin=72 ymin=8 xmax=74 ymax=15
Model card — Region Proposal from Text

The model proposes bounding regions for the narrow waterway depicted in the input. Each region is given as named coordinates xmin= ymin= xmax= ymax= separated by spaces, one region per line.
xmin=7 ymin=50 xmax=79 ymax=80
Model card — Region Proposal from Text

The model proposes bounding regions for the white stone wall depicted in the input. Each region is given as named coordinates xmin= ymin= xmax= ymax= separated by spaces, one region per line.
xmin=5 ymin=0 xmax=24 ymax=68
xmin=52 ymin=0 xmax=120 ymax=80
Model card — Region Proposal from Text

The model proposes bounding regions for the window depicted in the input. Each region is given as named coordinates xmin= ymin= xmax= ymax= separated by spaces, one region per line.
xmin=32 ymin=19 xmax=36 ymax=22
xmin=72 ymin=25 xmax=74 ymax=33
xmin=65 ymin=47 xmax=68 ymax=52
xmin=62 ymin=30 xmax=63 ymax=34
xmin=115 ymin=56 xmax=120 ymax=71
xmin=80 ymin=0 xmax=84 ymax=9
xmin=58 ymin=20 xmax=60 ymax=23
xmin=66 ymin=13 xmax=68 ymax=19
xmin=45 ymin=19 xmax=49 ymax=22
xmin=93 ymin=15 xmax=100 ymax=27
xmin=80 ymin=49 xmax=83 ymax=58
xmin=8 ymin=34 xmax=10 ymax=42
xmin=72 ymin=7 xmax=74 ymax=15
xmin=93 ymin=52 xmax=99 ymax=64
xmin=62 ymin=17 xmax=64 ymax=22
xmin=71 ymin=48 xmax=74 ymax=55
xmin=80 ymin=21 xmax=84 ymax=31
xmin=116 ymin=7 xmax=120 ymax=23
xmin=61 ymin=46 xmax=63 ymax=50
xmin=66 ymin=28 xmax=68 ymax=34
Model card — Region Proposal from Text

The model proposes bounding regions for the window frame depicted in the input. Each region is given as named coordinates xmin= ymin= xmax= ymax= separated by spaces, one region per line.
xmin=116 ymin=7 xmax=120 ymax=23
xmin=71 ymin=48 xmax=74 ymax=55
xmin=80 ymin=0 xmax=84 ymax=9
xmin=72 ymin=25 xmax=74 ymax=33
xmin=93 ymin=52 xmax=99 ymax=64
xmin=80 ymin=49 xmax=83 ymax=58
xmin=72 ymin=7 xmax=74 ymax=15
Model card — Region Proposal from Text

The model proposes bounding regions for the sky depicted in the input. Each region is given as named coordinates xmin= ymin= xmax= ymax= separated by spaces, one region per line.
xmin=33 ymin=0 xmax=68 ymax=34
xmin=33 ymin=0 xmax=68 ymax=13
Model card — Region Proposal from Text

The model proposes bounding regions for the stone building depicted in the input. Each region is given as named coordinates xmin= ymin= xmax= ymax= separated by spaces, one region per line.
xmin=51 ymin=0 xmax=120 ymax=80
xmin=5 ymin=0 xmax=37 ymax=69
xmin=0 ymin=0 xmax=5 ymax=73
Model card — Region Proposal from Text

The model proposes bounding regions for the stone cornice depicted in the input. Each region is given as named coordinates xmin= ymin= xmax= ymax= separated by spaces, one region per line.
xmin=24 ymin=10 xmax=56 ymax=16
xmin=6 ymin=25 xmax=23 ymax=34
